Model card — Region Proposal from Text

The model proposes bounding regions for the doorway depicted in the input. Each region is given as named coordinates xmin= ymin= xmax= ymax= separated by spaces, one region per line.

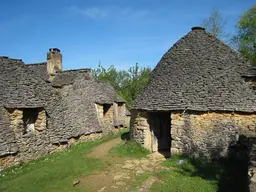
xmin=148 ymin=112 xmax=171 ymax=152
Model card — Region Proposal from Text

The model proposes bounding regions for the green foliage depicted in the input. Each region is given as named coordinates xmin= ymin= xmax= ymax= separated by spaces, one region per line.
xmin=233 ymin=5 xmax=256 ymax=64
xmin=202 ymin=8 xmax=229 ymax=40
xmin=109 ymin=141 xmax=150 ymax=158
xmin=93 ymin=62 xmax=151 ymax=109
xmin=0 ymin=132 xmax=123 ymax=192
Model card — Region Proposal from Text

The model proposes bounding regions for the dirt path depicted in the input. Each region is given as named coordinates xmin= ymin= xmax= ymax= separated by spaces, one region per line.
xmin=78 ymin=138 xmax=167 ymax=192
xmin=87 ymin=137 xmax=122 ymax=158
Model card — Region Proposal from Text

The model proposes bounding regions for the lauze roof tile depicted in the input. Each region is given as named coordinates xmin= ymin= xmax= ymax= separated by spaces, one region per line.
xmin=132 ymin=27 xmax=256 ymax=112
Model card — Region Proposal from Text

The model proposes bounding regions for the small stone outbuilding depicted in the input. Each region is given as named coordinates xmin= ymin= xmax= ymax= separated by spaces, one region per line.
xmin=0 ymin=48 xmax=128 ymax=170
xmin=131 ymin=27 xmax=256 ymax=158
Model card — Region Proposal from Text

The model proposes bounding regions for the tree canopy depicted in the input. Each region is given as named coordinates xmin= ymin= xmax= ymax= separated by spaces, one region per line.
xmin=202 ymin=8 xmax=229 ymax=40
xmin=234 ymin=5 xmax=256 ymax=64
xmin=93 ymin=62 xmax=151 ymax=109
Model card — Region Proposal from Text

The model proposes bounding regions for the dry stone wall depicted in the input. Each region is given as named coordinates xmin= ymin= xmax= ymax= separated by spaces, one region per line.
xmin=131 ymin=110 xmax=256 ymax=158
xmin=0 ymin=93 xmax=105 ymax=171
xmin=130 ymin=111 xmax=151 ymax=150
xmin=46 ymin=79 xmax=103 ymax=144
xmin=95 ymin=103 xmax=115 ymax=134
xmin=0 ymin=108 xmax=18 ymax=157
xmin=171 ymin=112 xmax=256 ymax=158
xmin=0 ymin=106 xmax=103 ymax=170
xmin=0 ymin=108 xmax=53 ymax=170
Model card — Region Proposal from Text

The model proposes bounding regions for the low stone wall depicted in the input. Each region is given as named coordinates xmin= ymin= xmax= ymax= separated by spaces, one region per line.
xmin=130 ymin=111 xmax=151 ymax=150
xmin=7 ymin=109 xmax=50 ymax=163
xmin=171 ymin=112 xmax=256 ymax=158
xmin=0 ymin=107 xmax=104 ymax=171
xmin=0 ymin=131 xmax=103 ymax=171
xmin=95 ymin=103 xmax=115 ymax=134
xmin=131 ymin=110 xmax=256 ymax=158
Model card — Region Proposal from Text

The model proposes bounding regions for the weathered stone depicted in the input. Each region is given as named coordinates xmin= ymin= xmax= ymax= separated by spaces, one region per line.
xmin=136 ymin=170 xmax=145 ymax=175
xmin=115 ymin=181 xmax=126 ymax=186
xmin=0 ymin=55 xmax=130 ymax=170
xmin=171 ymin=147 xmax=180 ymax=155
xmin=171 ymin=120 xmax=184 ymax=126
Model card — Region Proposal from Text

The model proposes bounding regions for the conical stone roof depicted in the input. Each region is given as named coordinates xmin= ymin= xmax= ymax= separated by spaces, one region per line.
xmin=132 ymin=27 xmax=256 ymax=112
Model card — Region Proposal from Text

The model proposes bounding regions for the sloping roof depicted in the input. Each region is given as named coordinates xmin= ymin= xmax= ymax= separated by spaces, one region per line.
xmin=242 ymin=66 xmax=256 ymax=78
xmin=0 ymin=57 xmax=51 ymax=108
xmin=132 ymin=27 xmax=256 ymax=112
xmin=51 ymin=69 xmax=125 ymax=103
xmin=94 ymin=81 xmax=126 ymax=104
xmin=26 ymin=62 xmax=125 ymax=104
xmin=26 ymin=62 xmax=49 ymax=81
xmin=51 ymin=69 xmax=93 ymax=87
xmin=45 ymin=70 xmax=125 ymax=142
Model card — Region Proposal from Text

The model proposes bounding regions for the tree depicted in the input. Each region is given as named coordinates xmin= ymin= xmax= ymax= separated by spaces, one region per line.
xmin=93 ymin=62 xmax=151 ymax=109
xmin=202 ymin=8 xmax=229 ymax=39
xmin=93 ymin=61 xmax=126 ymax=91
xmin=233 ymin=5 xmax=256 ymax=64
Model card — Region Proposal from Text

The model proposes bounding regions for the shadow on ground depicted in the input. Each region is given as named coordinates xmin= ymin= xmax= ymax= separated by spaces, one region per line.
xmin=121 ymin=132 xmax=130 ymax=141
xmin=175 ymin=145 xmax=249 ymax=192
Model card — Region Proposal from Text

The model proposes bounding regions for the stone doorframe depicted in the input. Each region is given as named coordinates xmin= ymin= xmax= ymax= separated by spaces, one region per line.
xmin=148 ymin=112 xmax=171 ymax=152
xmin=130 ymin=110 xmax=171 ymax=153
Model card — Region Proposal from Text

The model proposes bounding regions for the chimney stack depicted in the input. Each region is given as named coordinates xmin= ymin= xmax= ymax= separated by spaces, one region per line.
xmin=47 ymin=48 xmax=62 ymax=76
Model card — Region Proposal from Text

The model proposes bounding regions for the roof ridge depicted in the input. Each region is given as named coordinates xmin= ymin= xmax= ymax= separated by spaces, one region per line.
xmin=0 ymin=56 xmax=23 ymax=62
xmin=26 ymin=62 xmax=47 ymax=65
xmin=60 ymin=68 xmax=92 ymax=73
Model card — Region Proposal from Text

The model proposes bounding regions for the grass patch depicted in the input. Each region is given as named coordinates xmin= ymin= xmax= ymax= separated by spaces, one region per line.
xmin=129 ymin=172 xmax=151 ymax=191
xmin=0 ymin=131 xmax=125 ymax=192
xmin=109 ymin=141 xmax=150 ymax=158
xmin=151 ymin=155 xmax=248 ymax=192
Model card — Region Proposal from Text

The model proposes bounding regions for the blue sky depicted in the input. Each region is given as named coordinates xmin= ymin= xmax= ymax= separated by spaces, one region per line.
xmin=0 ymin=0 xmax=255 ymax=70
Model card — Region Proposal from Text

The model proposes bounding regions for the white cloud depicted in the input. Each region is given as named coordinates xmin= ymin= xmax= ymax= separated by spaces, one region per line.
xmin=71 ymin=6 xmax=109 ymax=19
xmin=71 ymin=6 xmax=150 ymax=20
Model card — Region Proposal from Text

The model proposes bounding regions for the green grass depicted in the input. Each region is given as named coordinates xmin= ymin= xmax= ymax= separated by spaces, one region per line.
xmin=151 ymin=155 xmax=248 ymax=192
xmin=151 ymin=155 xmax=217 ymax=192
xmin=109 ymin=141 xmax=150 ymax=158
xmin=0 ymin=131 xmax=125 ymax=192
xmin=129 ymin=172 xmax=151 ymax=191
xmin=0 ymin=132 xmax=248 ymax=192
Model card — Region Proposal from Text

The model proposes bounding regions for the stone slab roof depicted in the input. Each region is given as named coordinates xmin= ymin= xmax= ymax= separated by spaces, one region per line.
xmin=26 ymin=61 xmax=126 ymax=104
xmin=51 ymin=69 xmax=93 ymax=87
xmin=26 ymin=62 xmax=49 ymax=81
xmin=51 ymin=69 xmax=125 ymax=103
xmin=94 ymin=81 xmax=126 ymax=104
xmin=242 ymin=66 xmax=256 ymax=78
xmin=0 ymin=57 xmax=51 ymax=108
xmin=46 ymin=71 xmax=125 ymax=143
xmin=132 ymin=27 xmax=256 ymax=112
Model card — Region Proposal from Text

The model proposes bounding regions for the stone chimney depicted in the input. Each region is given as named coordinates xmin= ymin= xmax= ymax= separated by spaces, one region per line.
xmin=47 ymin=48 xmax=62 ymax=76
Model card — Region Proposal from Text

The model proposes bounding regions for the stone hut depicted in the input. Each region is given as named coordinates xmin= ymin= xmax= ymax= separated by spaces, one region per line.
xmin=131 ymin=27 xmax=256 ymax=158
xmin=0 ymin=48 xmax=128 ymax=170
